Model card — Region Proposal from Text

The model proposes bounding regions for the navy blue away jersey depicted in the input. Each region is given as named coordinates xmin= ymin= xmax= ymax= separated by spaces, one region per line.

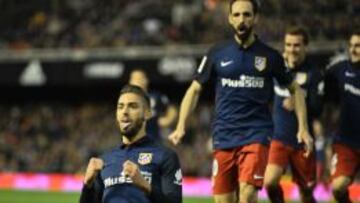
xmin=146 ymin=91 xmax=169 ymax=140
xmin=273 ymin=59 xmax=324 ymax=148
xmin=325 ymin=60 xmax=360 ymax=149
xmin=79 ymin=136 xmax=182 ymax=203
xmin=194 ymin=38 xmax=293 ymax=149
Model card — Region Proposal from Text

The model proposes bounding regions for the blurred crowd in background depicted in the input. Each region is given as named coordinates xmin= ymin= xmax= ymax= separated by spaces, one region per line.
xmin=1 ymin=0 xmax=359 ymax=49
xmin=0 ymin=102 xmax=214 ymax=177
xmin=0 ymin=100 xmax=343 ymax=184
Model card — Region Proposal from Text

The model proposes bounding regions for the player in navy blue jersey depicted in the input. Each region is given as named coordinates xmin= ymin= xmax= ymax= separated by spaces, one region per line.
xmin=168 ymin=1 xmax=313 ymax=202
xmin=129 ymin=69 xmax=178 ymax=140
xmin=325 ymin=29 xmax=360 ymax=203
xmin=79 ymin=85 xmax=182 ymax=203
xmin=264 ymin=26 xmax=324 ymax=203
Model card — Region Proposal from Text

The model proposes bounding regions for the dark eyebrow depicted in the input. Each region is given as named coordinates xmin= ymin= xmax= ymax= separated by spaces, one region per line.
xmin=232 ymin=12 xmax=252 ymax=18
xmin=117 ymin=101 xmax=140 ymax=107
xmin=285 ymin=42 xmax=301 ymax=45
xmin=129 ymin=102 xmax=139 ymax=106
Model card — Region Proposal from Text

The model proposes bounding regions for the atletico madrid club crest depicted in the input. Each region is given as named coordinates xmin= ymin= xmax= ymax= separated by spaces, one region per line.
xmin=254 ymin=56 xmax=267 ymax=72
xmin=138 ymin=153 xmax=153 ymax=165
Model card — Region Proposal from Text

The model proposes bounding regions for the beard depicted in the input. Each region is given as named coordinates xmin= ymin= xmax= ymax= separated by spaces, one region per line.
xmin=119 ymin=117 xmax=144 ymax=140
xmin=234 ymin=24 xmax=253 ymax=42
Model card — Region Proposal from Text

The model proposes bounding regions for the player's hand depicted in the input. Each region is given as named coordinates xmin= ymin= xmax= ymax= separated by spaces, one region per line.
xmin=84 ymin=158 xmax=104 ymax=186
xmin=122 ymin=160 xmax=141 ymax=181
xmin=122 ymin=160 xmax=151 ymax=193
xmin=297 ymin=130 xmax=314 ymax=158
xmin=168 ymin=128 xmax=185 ymax=145
xmin=282 ymin=97 xmax=295 ymax=111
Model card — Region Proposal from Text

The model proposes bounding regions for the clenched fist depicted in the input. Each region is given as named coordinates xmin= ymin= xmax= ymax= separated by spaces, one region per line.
xmin=168 ymin=129 xmax=185 ymax=145
xmin=297 ymin=130 xmax=314 ymax=158
xmin=122 ymin=160 xmax=151 ymax=193
xmin=282 ymin=97 xmax=295 ymax=111
xmin=84 ymin=158 xmax=104 ymax=187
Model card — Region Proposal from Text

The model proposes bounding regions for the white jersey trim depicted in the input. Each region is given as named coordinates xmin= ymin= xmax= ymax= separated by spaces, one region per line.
xmin=197 ymin=56 xmax=207 ymax=74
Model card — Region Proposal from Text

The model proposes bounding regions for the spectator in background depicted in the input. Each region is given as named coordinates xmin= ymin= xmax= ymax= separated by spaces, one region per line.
xmin=0 ymin=101 xmax=213 ymax=177
xmin=1 ymin=0 xmax=359 ymax=49
xmin=129 ymin=69 xmax=178 ymax=141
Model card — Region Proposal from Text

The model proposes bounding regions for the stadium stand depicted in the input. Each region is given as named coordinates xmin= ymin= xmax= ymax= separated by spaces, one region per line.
xmin=0 ymin=0 xmax=359 ymax=49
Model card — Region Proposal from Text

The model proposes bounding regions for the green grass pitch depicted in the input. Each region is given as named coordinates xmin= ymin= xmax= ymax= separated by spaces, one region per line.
xmin=0 ymin=190 xmax=214 ymax=203
xmin=0 ymin=190 xmax=332 ymax=203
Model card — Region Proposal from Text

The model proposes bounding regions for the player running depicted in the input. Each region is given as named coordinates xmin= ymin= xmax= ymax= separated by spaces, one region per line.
xmin=168 ymin=1 xmax=313 ymax=202
xmin=325 ymin=29 xmax=360 ymax=203
xmin=264 ymin=26 xmax=324 ymax=203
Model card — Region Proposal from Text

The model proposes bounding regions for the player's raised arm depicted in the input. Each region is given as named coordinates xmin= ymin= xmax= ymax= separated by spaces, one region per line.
xmin=288 ymin=81 xmax=313 ymax=157
xmin=168 ymin=80 xmax=202 ymax=145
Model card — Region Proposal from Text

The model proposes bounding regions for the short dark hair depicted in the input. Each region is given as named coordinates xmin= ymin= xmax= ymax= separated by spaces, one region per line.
xmin=285 ymin=25 xmax=310 ymax=45
xmin=229 ymin=0 xmax=259 ymax=14
xmin=119 ymin=85 xmax=150 ymax=108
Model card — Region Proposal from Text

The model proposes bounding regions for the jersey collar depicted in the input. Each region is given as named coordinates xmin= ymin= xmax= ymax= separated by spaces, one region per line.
xmin=120 ymin=135 xmax=152 ymax=149
xmin=234 ymin=34 xmax=257 ymax=50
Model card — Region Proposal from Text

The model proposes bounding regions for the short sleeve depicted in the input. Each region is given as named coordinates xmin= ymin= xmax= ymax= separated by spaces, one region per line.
xmin=272 ymin=54 xmax=293 ymax=86
xmin=79 ymin=173 xmax=104 ymax=203
xmin=148 ymin=150 xmax=182 ymax=203
xmin=324 ymin=62 xmax=341 ymax=103
xmin=193 ymin=53 xmax=215 ymax=85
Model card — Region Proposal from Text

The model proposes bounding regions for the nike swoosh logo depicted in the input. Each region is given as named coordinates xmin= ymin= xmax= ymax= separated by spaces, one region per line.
xmin=220 ymin=60 xmax=234 ymax=67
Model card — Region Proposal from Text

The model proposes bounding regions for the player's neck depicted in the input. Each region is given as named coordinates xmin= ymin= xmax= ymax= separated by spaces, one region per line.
xmin=234 ymin=32 xmax=255 ymax=49
xmin=122 ymin=127 xmax=147 ymax=145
